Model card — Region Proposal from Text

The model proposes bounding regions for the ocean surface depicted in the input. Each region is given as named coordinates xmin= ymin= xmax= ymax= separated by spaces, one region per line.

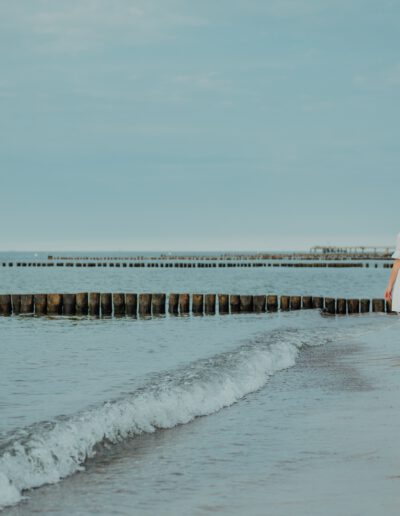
xmin=0 ymin=252 xmax=399 ymax=515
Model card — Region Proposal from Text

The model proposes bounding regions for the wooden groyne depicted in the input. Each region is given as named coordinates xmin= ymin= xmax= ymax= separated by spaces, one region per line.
xmin=0 ymin=261 xmax=394 ymax=269
xmin=0 ymin=293 xmax=394 ymax=317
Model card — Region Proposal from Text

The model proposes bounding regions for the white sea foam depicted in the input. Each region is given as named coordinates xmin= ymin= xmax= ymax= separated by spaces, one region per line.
xmin=0 ymin=329 xmax=329 ymax=510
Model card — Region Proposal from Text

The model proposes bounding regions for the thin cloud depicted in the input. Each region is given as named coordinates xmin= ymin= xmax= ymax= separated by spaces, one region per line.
xmin=232 ymin=0 xmax=347 ymax=18
xmin=301 ymin=99 xmax=334 ymax=112
xmin=172 ymin=72 xmax=231 ymax=93
xmin=385 ymin=62 xmax=400 ymax=85
xmin=0 ymin=79 xmax=16 ymax=99
xmin=353 ymin=62 xmax=400 ymax=91
xmin=0 ymin=1 xmax=208 ymax=54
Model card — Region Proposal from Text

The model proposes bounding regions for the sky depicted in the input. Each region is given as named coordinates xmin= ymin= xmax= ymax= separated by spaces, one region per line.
xmin=0 ymin=0 xmax=399 ymax=251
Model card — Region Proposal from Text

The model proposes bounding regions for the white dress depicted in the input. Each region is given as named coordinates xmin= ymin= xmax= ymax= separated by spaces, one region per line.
xmin=391 ymin=233 xmax=400 ymax=312
xmin=392 ymin=269 xmax=400 ymax=312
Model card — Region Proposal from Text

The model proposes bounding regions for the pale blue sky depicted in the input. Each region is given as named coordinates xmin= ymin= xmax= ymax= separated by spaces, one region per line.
xmin=0 ymin=0 xmax=399 ymax=251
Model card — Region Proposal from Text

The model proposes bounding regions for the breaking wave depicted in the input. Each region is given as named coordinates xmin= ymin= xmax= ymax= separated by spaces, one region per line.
xmin=0 ymin=328 xmax=333 ymax=510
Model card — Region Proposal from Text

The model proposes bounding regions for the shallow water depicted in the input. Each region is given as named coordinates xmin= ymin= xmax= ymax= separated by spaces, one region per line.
xmin=0 ymin=256 xmax=398 ymax=514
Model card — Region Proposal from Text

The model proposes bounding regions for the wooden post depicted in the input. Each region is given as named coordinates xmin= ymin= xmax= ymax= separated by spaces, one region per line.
xmin=360 ymin=299 xmax=370 ymax=313
xmin=0 ymin=295 xmax=12 ymax=316
xmin=63 ymin=294 xmax=77 ymax=316
xmin=324 ymin=298 xmax=336 ymax=314
xmin=76 ymin=293 xmax=89 ymax=316
xmin=126 ymin=293 xmax=137 ymax=317
xmin=312 ymin=297 xmax=323 ymax=309
xmin=386 ymin=300 xmax=395 ymax=314
xmin=47 ymin=294 xmax=63 ymax=315
xmin=113 ymin=293 xmax=126 ymax=316
xmin=179 ymin=293 xmax=190 ymax=315
xmin=280 ymin=296 xmax=290 ymax=311
xmin=152 ymin=293 xmax=166 ymax=315
xmin=205 ymin=294 xmax=216 ymax=315
xmin=240 ymin=295 xmax=254 ymax=313
xmin=100 ymin=293 xmax=112 ymax=317
xmin=336 ymin=298 xmax=347 ymax=315
xmin=20 ymin=294 xmax=34 ymax=314
xmin=302 ymin=296 xmax=312 ymax=309
xmin=347 ymin=299 xmax=360 ymax=314
xmin=372 ymin=299 xmax=385 ymax=312
xmin=253 ymin=295 xmax=266 ymax=313
xmin=267 ymin=295 xmax=278 ymax=312
xmin=168 ymin=293 xmax=179 ymax=315
xmin=218 ymin=294 xmax=229 ymax=314
xmin=34 ymin=294 xmax=47 ymax=316
xmin=89 ymin=292 xmax=100 ymax=316
xmin=290 ymin=296 xmax=301 ymax=310
xmin=11 ymin=294 xmax=21 ymax=315
xmin=192 ymin=294 xmax=204 ymax=315
xmin=139 ymin=293 xmax=152 ymax=316
xmin=230 ymin=295 xmax=240 ymax=313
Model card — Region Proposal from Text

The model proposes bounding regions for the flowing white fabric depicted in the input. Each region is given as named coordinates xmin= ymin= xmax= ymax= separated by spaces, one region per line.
xmin=392 ymin=269 xmax=400 ymax=312
xmin=392 ymin=232 xmax=400 ymax=259
xmin=391 ymin=233 xmax=400 ymax=312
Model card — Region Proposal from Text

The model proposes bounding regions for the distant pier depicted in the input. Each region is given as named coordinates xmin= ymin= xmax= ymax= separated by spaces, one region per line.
xmin=47 ymin=246 xmax=395 ymax=261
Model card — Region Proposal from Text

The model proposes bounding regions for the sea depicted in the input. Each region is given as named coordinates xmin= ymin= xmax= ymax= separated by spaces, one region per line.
xmin=0 ymin=251 xmax=399 ymax=515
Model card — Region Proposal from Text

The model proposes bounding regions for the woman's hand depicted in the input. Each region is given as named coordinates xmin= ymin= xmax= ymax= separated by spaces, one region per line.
xmin=385 ymin=287 xmax=392 ymax=301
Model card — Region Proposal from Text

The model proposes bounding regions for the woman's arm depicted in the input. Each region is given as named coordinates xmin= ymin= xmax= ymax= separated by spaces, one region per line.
xmin=385 ymin=259 xmax=400 ymax=301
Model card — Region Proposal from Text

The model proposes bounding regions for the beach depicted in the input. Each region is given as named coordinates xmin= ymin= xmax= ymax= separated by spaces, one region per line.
xmin=2 ymin=0 xmax=398 ymax=512
xmin=0 ymin=253 xmax=399 ymax=514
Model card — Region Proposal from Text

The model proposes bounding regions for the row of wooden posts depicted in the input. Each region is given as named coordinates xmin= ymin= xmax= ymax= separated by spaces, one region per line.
xmin=1 ymin=261 xmax=392 ymax=269
xmin=0 ymin=293 xmax=393 ymax=317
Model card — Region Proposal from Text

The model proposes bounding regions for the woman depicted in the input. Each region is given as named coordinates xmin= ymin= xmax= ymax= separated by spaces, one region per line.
xmin=385 ymin=232 xmax=400 ymax=312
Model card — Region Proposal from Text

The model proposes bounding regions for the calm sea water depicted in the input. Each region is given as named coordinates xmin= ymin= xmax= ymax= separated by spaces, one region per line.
xmin=0 ymin=253 xmax=399 ymax=515
xmin=0 ymin=251 xmax=389 ymax=297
